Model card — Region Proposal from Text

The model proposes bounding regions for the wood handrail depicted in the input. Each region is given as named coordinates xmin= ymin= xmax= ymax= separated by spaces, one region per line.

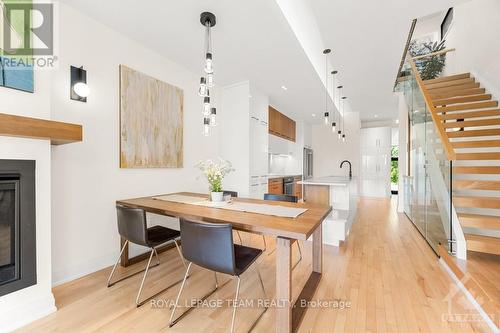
xmin=412 ymin=48 xmax=456 ymax=61
xmin=406 ymin=55 xmax=456 ymax=161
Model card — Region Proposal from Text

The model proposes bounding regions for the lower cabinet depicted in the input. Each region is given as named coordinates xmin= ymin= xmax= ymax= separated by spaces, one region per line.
xmin=268 ymin=178 xmax=284 ymax=195
xmin=293 ymin=176 xmax=302 ymax=200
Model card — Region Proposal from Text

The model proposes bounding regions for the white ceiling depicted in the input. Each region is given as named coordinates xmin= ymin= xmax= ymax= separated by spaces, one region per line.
xmin=60 ymin=0 xmax=466 ymax=123
xmin=60 ymin=0 xmax=328 ymax=123
xmin=308 ymin=0 xmax=464 ymax=121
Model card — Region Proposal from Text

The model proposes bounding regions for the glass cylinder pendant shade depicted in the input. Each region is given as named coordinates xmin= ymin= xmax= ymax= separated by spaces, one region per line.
xmin=338 ymin=131 xmax=342 ymax=139
xmin=342 ymin=134 xmax=346 ymax=142
xmin=203 ymin=117 xmax=210 ymax=136
xmin=204 ymin=53 xmax=213 ymax=74
xmin=210 ymin=108 xmax=217 ymax=126
xmin=324 ymin=112 xmax=329 ymax=125
xmin=332 ymin=122 xmax=336 ymax=132
xmin=203 ymin=97 xmax=210 ymax=116
xmin=198 ymin=77 xmax=208 ymax=96
xmin=207 ymin=72 xmax=214 ymax=87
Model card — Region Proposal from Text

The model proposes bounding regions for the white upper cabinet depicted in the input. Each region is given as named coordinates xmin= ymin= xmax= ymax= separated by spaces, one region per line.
xmin=360 ymin=127 xmax=392 ymax=149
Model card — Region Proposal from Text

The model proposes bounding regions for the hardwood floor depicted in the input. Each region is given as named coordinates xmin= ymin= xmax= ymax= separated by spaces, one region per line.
xmin=17 ymin=198 xmax=492 ymax=332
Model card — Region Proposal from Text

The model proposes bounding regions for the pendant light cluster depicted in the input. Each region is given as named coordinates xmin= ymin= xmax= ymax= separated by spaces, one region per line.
xmin=198 ymin=12 xmax=217 ymax=136
xmin=322 ymin=49 xmax=331 ymax=126
xmin=323 ymin=49 xmax=347 ymax=142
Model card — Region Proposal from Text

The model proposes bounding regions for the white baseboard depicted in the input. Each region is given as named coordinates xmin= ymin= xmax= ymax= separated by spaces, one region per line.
xmin=0 ymin=292 xmax=56 ymax=333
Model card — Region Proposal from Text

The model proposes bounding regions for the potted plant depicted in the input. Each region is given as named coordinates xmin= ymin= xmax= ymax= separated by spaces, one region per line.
xmin=409 ymin=40 xmax=447 ymax=80
xmin=196 ymin=158 xmax=234 ymax=202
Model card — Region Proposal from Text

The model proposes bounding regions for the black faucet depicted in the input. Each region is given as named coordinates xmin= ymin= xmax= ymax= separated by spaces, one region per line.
xmin=340 ymin=160 xmax=352 ymax=179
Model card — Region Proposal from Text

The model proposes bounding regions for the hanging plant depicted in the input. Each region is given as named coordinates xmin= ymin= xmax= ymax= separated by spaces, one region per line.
xmin=409 ymin=40 xmax=447 ymax=80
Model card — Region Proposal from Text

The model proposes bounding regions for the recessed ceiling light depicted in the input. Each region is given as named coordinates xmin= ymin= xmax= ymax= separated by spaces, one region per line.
xmin=281 ymin=86 xmax=288 ymax=91
xmin=374 ymin=114 xmax=379 ymax=118
xmin=395 ymin=119 xmax=399 ymax=124
xmin=312 ymin=113 xmax=316 ymax=117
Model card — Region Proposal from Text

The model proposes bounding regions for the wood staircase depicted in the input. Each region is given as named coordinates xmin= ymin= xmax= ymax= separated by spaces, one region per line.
xmin=423 ymin=73 xmax=500 ymax=256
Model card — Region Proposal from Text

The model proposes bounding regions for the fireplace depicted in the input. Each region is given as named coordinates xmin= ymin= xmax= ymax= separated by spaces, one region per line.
xmin=0 ymin=160 xmax=36 ymax=297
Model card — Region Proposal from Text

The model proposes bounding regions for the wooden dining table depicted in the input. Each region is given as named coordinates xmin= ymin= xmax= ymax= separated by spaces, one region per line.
xmin=116 ymin=192 xmax=332 ymax=333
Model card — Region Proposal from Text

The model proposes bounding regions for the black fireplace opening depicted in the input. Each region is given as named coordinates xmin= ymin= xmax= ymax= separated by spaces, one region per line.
xmin=0 ymin=160 xmax=36 ymax=297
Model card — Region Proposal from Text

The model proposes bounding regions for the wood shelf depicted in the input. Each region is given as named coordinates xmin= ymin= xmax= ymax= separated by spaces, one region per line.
xmin=0 ymin=113 xmax=82 ymax=145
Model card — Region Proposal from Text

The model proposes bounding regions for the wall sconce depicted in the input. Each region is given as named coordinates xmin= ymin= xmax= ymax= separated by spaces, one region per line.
xmin=70 ymin=66 xmax=90 ymax=102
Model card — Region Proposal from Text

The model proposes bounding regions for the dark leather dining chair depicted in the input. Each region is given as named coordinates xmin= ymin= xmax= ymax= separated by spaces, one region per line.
xmin=263 ymin=193 xmax=303 ymax=269
xmin=107 ymin=205 xmax=187 ymax=307
xmin=169 ymin=218 xmax=268 ymax=333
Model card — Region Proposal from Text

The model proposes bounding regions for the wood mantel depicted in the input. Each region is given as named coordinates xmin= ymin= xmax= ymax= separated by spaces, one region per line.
xmin=0 ymin=113 xmax=82 ymax=145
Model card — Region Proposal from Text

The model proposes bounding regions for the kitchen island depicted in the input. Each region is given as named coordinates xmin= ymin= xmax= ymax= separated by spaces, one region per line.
xmin=298 ymin=176 xmax=358 ymax=246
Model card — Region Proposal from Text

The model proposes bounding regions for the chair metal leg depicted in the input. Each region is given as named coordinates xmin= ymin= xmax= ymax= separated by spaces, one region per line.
xmin=169 ymin=262 xmax=192 ymax=327
xmin=173 ymin=239 xmax=187 ymax=269
xmin=135 ymin=248 xmax=155 ymax=306
xmin=248 ymin=266 xmax=269 ymax=332
xmin=261 ymin=235 xmax=267 ymax=252
xmin=236 ymin=231 xmax=243 ymax=245
xmin=154 ymin=248 xmax=160 ymax=265
xmin=230 ymin=277 xmax=241 ymax=333
xmin=169 ymin=267 xmax=231 ymax=328
xmin=107 ymin=240 xmax=128 ymax=287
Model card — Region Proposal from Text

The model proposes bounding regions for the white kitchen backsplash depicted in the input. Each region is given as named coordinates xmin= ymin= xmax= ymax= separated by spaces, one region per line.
xmin=268 ymin=153 xmax=302 ymax=175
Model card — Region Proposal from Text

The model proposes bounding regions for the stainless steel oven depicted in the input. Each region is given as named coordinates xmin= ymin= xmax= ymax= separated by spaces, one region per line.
xmin=283 ymin=177 xmax=294 ymax=196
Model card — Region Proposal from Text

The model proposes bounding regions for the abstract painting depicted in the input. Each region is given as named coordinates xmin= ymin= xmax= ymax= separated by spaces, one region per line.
xmin=119 ymin=65 xmax=183 ymax=168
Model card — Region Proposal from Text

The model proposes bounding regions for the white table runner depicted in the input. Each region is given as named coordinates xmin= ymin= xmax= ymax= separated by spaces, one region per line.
xmin=153 ymin=194 xmax=307 ymax=218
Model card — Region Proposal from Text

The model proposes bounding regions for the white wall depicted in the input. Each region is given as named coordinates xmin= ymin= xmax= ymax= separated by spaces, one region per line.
xmin=219 ymin=81 xmax=251 ymax=196
xmin=0 ymin=61 xmax=56 ymax=331
xmin=311 ymin=112 xmax=360 ymax=178
xmin=444 ymin=0 xmax=500 ymax=96
xmin=50 ymin=4 xmax=219 ymax=285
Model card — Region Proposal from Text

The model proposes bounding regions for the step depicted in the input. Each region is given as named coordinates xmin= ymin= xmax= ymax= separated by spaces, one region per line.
xmin=454 ymin=180 xmax=500 ymax=191
xmin=423 ymin=73 xmax=470 ymax=85
xmin=430 ymin=88 xmax=486 ymax=100
xmin=428 ymin=82 xmax=481 ymax=95
xmin=436 ymin=101 xmax=499 ymax=113
xmin=454 ymin=196 xmax=500 ymax=209
xmin=442 ymin=118 xmax=500 ymax=129
xmin=465 ymin=234 xmax=500 ymax=255
xmin=433 ymin=94 xmax=492 ymax=107
xmin=453 ymin=166 xmax=500 ymax=174
xmin=447 ymin=128 xmax=500 ymax=138
xmin=440 ymin=109 xmax=500 ymax=120
xmin=458 ymin=213 xmax=500 ymax=231
xmin=452 ymin=140 xmax=500 ymax=148
xmin=426 ymin=78 xmax=475 ymax=90
xmin=455 ymin=153 xmax=500 ymax=160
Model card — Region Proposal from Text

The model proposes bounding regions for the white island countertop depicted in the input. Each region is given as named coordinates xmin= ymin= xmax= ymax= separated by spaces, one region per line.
xmin=298 ymin=176 xmax=354 ymax=186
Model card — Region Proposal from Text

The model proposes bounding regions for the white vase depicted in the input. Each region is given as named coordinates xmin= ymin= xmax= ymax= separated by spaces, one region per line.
xmin=211 ymin=191 xmax=224 ymax=202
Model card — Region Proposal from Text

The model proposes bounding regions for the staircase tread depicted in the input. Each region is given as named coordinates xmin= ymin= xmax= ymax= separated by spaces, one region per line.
xmin=423 ymin=73 xmax=470 ymax=85
xmin=465 ymin=234 xmax=500 ymax=255
xmin=426 ymin=78 xmax=475 ymax=90
xmin=442 ymin=118 xmax=500 ymax=128
xmin=452 ymin=140 xmax=500 ymax=148
xmin=454 ymin=180 xmax=500 ymax=191
xmin=454 ymin=195 xmax=500 ymax=209
xmin=447 ymin=128 xmax=500 ymax=138
xmin=459 ymin=213 xmax=500 ymax=231
xmin=430 ymin=88 xmax=486 ymax=100
xmin=436 ymin=101 xmax=499 ymax=113
xmin=453 ymin=166 xmax=500 ymax=174
xmin=440 ymin=109 xmax=500 ymax=120
xmin=433 ymin=94 xmax=492 ymax=106
xmin=428 ymin=82 xmax=481 ymax=95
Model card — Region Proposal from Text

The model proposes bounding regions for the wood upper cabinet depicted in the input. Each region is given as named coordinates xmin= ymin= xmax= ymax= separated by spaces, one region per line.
xmin=268 ymin=106 xmax=296 ymax=142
